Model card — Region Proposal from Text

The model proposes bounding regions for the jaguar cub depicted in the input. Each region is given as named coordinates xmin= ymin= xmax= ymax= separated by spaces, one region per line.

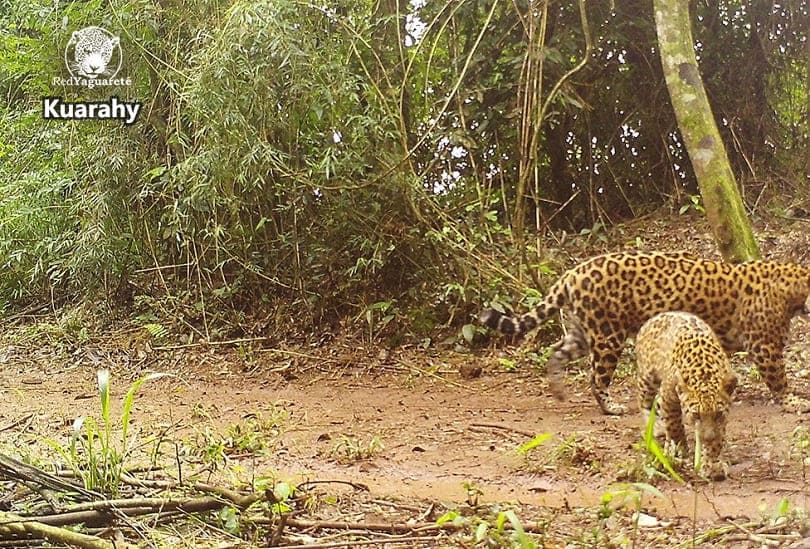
xmin=480 ymin=251 xmax=810 ymax=415
xmin=636 ymin=312 xmax=737 ymax=481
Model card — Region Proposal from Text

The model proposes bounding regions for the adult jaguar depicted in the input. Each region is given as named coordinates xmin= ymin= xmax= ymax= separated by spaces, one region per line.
xmin=480 ymin=251 xmax=810 ymax=415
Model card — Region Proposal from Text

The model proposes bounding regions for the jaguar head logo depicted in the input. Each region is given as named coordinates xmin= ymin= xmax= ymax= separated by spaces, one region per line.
xmin=65 ymin=26 xmax=121 ymax=79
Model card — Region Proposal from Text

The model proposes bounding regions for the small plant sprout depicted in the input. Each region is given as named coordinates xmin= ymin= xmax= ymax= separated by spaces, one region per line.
xmin=436 ymin=509 xmax=465 ymax=528
xmin=223 ymin=411 xmax=287 ymax=455
xmin=362 ymin=301 xmax=396 ymax=341
xmin=254 ymin=477 xmax=296 ymax=515
xmin=679 ymin=193 xmax=705 ymax=215
xmin=463 ymin=481 xmax=484 ymax=507
xmin=517 ymin=433 xmax=553 ymax=456
xmin=47 ymin=369 xmax=171 ymax=496
xmin=772 ymin=498 xmax=792 ymax=522
xmin=142 ymin=322 xmax=168 ymax=340
xmin=331 ymin=435 xmax=383 ymax=463
xmin=760 ymin=497 xmax=804 ymax=529
xmin=514 ymin=433 xmax=554 ymax=472
xmin=600 ymin=482 xmax=664 ymax=543
xmin=438 ymin=507 xmax=539 ymax=548
xmin=791 ymin=426 xmax=810 ymax=481
xmin=190 ymin=409 xmax=289 ymax=469
xmin=475 ymin=510 xmax=538 ymax=549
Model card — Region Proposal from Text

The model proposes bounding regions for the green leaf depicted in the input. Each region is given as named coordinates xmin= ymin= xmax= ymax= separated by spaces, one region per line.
xmin=143 ymin=323 xmax=168 ymax=339
xmin=436 ymin=510 xmax=459 ymax=525
xmin=218 ymin=506 xmax=240 ymax=534
xmin=461 ymin=323 xmax=476 ymax=343
xmin=474 ymin=521 xmax=489 ymax=542
xmin=121 ymin=373 xmax=172 ymax=454
xmin=274 ymin=481 xmax=294 ymax=501
xmin=97 ymin=369 xmax=110 ymax=426
xmin=498 ymin=357 xmax=517 ymax=371
xmin=502 ymin=510 xmax=532 ymax=546
xmin=776 ymin=497 xmax=790 ymax=517
xmin=495 ymin=511 xmax=507 ymax=530
xmin=144 ymin=166 xmax=167 ymax=181
xmin=628 ymin=481 xmax=664 ymax=499
xmin=643 ymin=400 xmax=685 ymax=484
xmin=517 ymin=433 xmax=553 ymax=454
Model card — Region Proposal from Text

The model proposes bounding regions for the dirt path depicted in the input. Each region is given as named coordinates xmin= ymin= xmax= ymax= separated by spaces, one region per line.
xmin=2 ymin=318 xmax=809 ymax=537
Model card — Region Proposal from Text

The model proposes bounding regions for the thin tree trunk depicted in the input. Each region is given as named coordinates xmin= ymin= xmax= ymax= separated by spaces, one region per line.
xmin=653 ymin=0 xmax=760 ymax=262
xmin=805 ymin=17 xmax=810 ymax=176
xmin=372 ymin=0 xmax=412 ymax=152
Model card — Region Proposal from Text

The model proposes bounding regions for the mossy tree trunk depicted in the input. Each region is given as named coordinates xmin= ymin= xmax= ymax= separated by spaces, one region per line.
xmin=653 ymin=0 xmax=760 ymax=262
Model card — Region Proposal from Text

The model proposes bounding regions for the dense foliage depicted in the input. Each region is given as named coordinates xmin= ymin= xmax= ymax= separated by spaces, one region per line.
xmin=0 ymin=0 xmax=807 ymax=333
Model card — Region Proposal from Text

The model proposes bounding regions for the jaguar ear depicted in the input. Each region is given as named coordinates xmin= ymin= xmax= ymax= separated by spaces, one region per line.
xmin=723 ymin=372 xmax=738 ymax=397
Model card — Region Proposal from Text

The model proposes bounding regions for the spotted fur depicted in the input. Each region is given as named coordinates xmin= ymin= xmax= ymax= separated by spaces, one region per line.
xmin=636 ymin=312 xmax=737 ymax=481
xmin=480 ymin=251 xmax=810 ymax=415
xmin=69 ymin=27 xmax=120 ymax=79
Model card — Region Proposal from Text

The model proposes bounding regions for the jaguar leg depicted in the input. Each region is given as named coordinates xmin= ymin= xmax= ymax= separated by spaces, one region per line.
xmin=659 ymin=377 xmax=686 ymax=449
xmin=590 ymin=342 xmax=626 ymax=415
xmin=747 ymin=332 xmax=810 ymax=412
xmin=696 ymin=412 xmax=729 ymax=481
xmin=637 ymin=369 xmax=664 ymax=437
xmin=544 ymin=317 xmax=589 ymax=401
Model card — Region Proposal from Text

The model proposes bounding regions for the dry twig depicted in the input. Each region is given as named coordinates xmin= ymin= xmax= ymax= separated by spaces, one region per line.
xmin=0 ymin=511 xmax=133 ymax=549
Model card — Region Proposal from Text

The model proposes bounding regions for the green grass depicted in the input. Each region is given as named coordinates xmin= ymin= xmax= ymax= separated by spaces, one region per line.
xmin=46 ymin=369 xmax=171 ymax=496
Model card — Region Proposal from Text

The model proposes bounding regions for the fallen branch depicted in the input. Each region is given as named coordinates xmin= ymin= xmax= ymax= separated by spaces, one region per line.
xmin=469 ymin=422 xmax=538 ymax=438
xmin=0 ymin=511 xmax=132 ymax=549
xmin=277 ymin=535 xmax=445 ymax=549
xmin=191 ymin=482 xmax=263 ymax=507
xmin=152 ymin=336 xmax=270 ymax=351
xmin=119 ymin=474 xmax=262 ymax=507
xmin=393 ymin=359 xmax=467 ymax=389
xmin=264 ymin=517 xmax=453 ymax=534
xmin=297 ymin=479 xmax=370 ymax=492
xmin=263 ymin=516 xmax=548 ymax=535
xmin=0 ymin=414 xmax=34 ymax=433
xmin=720 ymin=519 xmax=801 ymax=546
xmin=0 ymin=453 xmax=97 ymax=498
xmin=27 ymin=496 xmax=232 ymax=527
xmin=723 ymin=532 xmax=800 ymax=545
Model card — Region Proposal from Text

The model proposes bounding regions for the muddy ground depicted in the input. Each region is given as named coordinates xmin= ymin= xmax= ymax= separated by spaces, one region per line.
xmin=1 ymin=313 xmax=809 ymax=546
xmin=0 ymin=218 xmax=809 ymax=547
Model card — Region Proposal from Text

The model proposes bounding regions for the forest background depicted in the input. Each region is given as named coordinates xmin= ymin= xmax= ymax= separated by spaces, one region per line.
xmin=1 ymin=0 xmax=808 ymax=341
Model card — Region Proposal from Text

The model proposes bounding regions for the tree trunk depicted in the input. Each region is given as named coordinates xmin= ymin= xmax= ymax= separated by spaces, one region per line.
xmin=805 ymin=16 xmax=810 ymax=177
xmin=372 ymin=0 xmax=412 ymax=152
xmin=653 ymin=0 xmax=760 ymax=262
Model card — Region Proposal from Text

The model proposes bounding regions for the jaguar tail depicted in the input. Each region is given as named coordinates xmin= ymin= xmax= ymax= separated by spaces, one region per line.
xmin=479 ymin=276 xmax=568 ymax=337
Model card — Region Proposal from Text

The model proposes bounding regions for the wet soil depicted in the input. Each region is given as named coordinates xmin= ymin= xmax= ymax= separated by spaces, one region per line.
xmin=0 ymin=218 xmax=808 ymax=546
xmin=1 ymin=317 xmax=809 ymax=546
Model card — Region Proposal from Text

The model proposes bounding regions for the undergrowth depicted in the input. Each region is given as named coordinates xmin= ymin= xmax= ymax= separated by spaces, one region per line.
xmin=46 ymin=369 xmax=171 ymax=496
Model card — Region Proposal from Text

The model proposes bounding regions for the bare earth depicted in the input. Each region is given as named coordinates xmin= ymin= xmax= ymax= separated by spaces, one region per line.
xmin=1 ymin=315 xmax=809 ymax=546
xmin=1 ymin=221 xmax=809 ymax=546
